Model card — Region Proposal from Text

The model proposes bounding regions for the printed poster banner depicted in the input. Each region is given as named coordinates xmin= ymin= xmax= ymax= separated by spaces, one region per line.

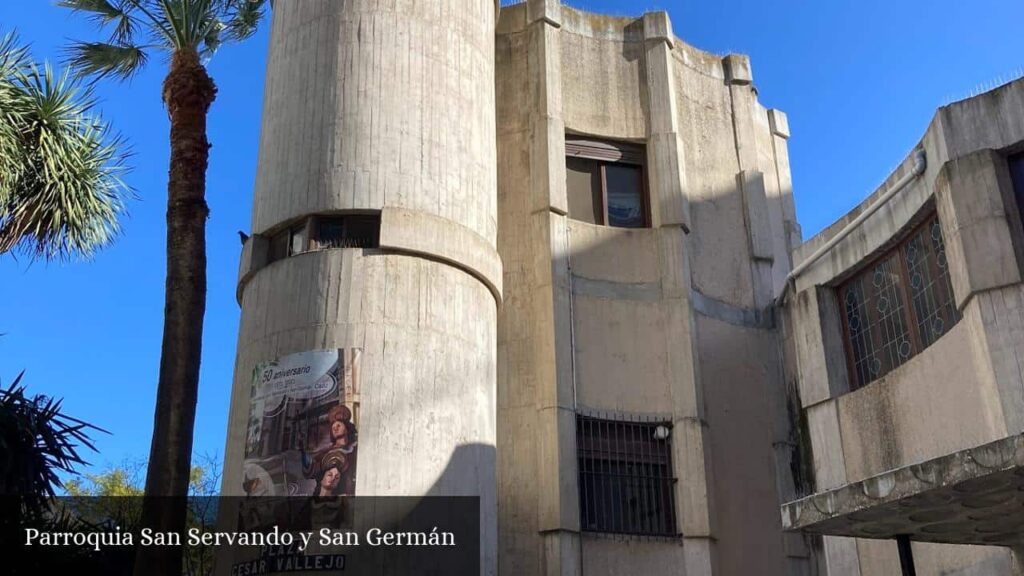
xmin=243 ymin=348 xmax=361 ymax=498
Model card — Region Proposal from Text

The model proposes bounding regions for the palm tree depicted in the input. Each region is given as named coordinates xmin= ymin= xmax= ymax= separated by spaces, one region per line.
xmin=59 ymin=2 xmax=267 ymax=574
xmin=0 ymin=370 xmax=104 ymax=516
xmin=0 ymin=33 xmax=130 ymax=260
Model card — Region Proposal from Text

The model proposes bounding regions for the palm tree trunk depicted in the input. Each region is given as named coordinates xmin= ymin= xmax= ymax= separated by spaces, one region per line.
xmin=135 ymin=49 xmax=216 ymax=576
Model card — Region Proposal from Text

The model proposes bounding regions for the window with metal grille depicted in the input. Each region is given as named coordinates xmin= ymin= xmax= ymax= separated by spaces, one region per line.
xmin=576 ymin=414 xmax=677 ymax=537
xmin=839 ymin=213 xmax=960 ymax=390
xmin=565 ymin=138 xmax=649 ymax=228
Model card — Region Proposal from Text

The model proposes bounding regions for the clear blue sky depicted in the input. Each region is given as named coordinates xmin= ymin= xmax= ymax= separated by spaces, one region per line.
xmin=2 ymin=0 xmax=1022 ymax=476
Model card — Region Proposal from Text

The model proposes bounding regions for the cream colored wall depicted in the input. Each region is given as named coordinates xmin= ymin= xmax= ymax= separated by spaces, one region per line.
xmin=494 ymin=2 xmax=799 ymax=575
xmin=855 ymin=539 xmax=1014 ymax=575
xmin=251 ymin=0 xmax=497 ymax=245
xmin=835 ymin=322 xmax=1004 ymax=483
xmin=674 ymin=47 xmax=754 ymax=309
xmin=568 ymin=221 xmax=673 ymax=413
xmin=695 ymin=315 xmax=790 ymax=576
xmin=560 ymin=10 xmax=647 ymax=140
xmin=226 ymin=1 xmax=499 ymax=574
xmin=580 ymin=539 xmax=687 ymax=574
xmin=226 ymin=251 xmax=496 ymax=493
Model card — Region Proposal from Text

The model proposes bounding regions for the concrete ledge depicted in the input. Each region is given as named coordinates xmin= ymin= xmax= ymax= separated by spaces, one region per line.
xmin=527 ymin=0 xmax=561 ymax=28
xmin=642 ymin=12 xmax=674 ymax=48
xmin=379 ymin=207 xmax=503 ymax=304
xmin=768 ymin=109 xmax=790 ymax=139
xmin=571 ymin=275 xmax=661 ymax=301
xmin=740 ymin=170 xmax=775 ymax=262
xmin=723 ymin=54 xmax=753 ymax=85
xmin=236 ymin=235 xmax=268 ymax=304
xmin=781 ymin=433 xmax=1024 ymax=547
xmin=691 ymin=289 xmax=775 ymax=330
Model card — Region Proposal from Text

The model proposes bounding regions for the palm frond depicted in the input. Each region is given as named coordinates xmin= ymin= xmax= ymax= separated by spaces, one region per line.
xmin=0 ymin=371 xmax=105 ymax=510
xmin=57 ymin=0 xmax=138 ymax=45
xmin=61 ymin=0 xmax=267 ymax=70
xmin=223 ymin=0 xmax=266 ymax=42
xmin=0 ymin=51 xmax=133 ymax=261
xmin=0 ymin=32 xmax=31 ymax=78
xmin=57 ymin=0 xmax=123 ymax=21
xmin=0 ymin=33 xmax=34 ymax=207
xmin=64 ymin=41 xmax=148 ymax=80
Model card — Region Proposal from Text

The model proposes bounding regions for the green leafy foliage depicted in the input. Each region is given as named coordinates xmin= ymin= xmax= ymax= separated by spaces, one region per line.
xmin=0 ymin=32 xmax=132 ymax=261
xmin=59 ymin=455 xmax=223 ymax=576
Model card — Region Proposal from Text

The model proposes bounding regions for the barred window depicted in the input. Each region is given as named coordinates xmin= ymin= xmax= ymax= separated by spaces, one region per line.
xmin=576 ymin=414 xmax=677 ymax=537
xmin=839 ymin=214 xmax=960 ymax=390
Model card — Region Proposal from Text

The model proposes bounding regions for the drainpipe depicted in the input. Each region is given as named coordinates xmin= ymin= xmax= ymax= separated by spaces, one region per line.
xmin=776 ymin=149 xmax=927 ymax=305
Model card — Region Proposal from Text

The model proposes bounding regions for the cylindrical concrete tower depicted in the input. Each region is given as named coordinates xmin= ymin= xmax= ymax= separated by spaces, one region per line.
xmin=222 ymin=0 xmax=500 ymax=572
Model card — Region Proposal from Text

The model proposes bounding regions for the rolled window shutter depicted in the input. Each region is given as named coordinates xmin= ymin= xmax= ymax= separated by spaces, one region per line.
xmin=565 ymin=138 xmax=645 ymax=165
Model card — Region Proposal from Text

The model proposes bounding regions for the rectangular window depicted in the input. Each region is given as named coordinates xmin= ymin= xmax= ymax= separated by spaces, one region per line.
xmin=565 ymin=138 xmax=648 ymax=228
xmin=839 ymin=214 xmax=960 ymax=390
xmin=576 ymin=414 xmax=677 ymax=537
xmin=314 ymin=214 xmax=380 ymax=249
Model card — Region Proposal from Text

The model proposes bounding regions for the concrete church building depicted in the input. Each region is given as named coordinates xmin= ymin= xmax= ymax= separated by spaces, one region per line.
xmin=220 ymin=0 xmax=1024 ymax=574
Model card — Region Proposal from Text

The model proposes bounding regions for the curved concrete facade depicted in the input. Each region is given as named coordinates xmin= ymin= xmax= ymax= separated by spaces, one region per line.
xmin=223 ymin=1 xmax=499 ymax=574
xmin=784 ymin=79 xmax=1024 ymax=575
xmin=251 ymin=0 xmax=497 ymax=243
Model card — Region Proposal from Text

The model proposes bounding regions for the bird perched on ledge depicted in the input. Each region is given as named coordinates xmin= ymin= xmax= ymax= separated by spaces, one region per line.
xmin=238 ymin=231 xmax=250 ymax=245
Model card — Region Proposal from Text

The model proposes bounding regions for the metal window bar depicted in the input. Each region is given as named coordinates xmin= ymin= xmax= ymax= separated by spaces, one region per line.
xmin=576 ymin=413 xmax=677 ymax=537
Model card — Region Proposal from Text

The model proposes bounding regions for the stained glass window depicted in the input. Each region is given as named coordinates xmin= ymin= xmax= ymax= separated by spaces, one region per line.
xmin=839 ymin=214 xmax=961 ymax=390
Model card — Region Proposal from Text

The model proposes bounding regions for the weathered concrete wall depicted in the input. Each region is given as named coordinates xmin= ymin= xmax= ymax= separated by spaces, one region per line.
xmin=785 ymin=79 xmax=1024 ymax=575
xmin=495 ymin=4 xmax=577 ymax=575
xmin=224 ymin=1 xmax=499 ymax=574
xmin=835 ymin=322 xmax=1003 ymax=483
xmin=251 ymin=0 xmax=497 ymax=244
xmin=496 ymin=2 xmax=797 ymax=575
xmin=560 ymin=9 xmax=647 ymax=140
xmin=696 ymin=314 xmax=790 ymax=576
xmin=855 ymin=540 xmax=1014 ymax=575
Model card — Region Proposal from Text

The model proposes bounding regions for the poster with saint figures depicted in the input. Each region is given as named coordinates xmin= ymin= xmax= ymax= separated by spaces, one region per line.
xmin=242 ymin=348 xmax=361 ymax=498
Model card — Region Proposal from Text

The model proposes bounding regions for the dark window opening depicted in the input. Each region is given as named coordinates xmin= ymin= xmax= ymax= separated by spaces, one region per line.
xmin=315 ymin=214 xmax=380 ymax=249
xmin=265 ymin=213 xmax=380 ymax=264
xmin=268 ymin=229 xmax=290 ymax=264
xmin=839 ymin=214 xmax=960 ymax=390
xmin=565 ymin=138 xmax=648 ymax=228
xmin=576 ymin=414 xmax=677 ymax=537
